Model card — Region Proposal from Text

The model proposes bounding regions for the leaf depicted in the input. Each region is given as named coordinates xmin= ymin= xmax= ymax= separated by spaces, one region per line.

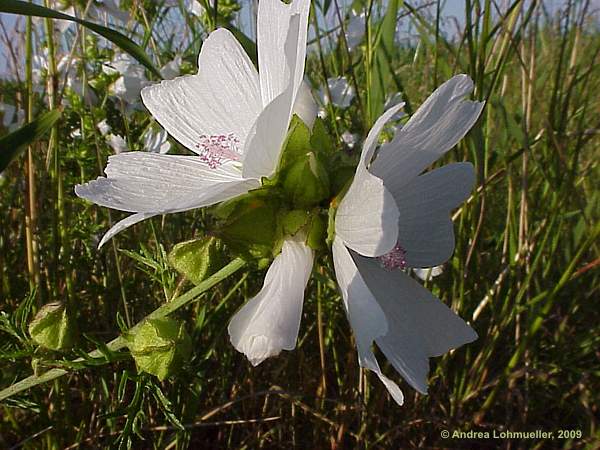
xmin=0 ymin=109 xmax=61 ymax=172
xmin=0 ymin=0 xmax=160 ymax=77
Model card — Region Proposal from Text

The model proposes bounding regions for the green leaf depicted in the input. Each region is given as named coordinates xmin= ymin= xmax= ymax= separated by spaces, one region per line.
xmin=0 ymin=109 xmax=61 ymax=172
xmin=168 ymin=236 xmax=226 ymax=286
xmin=0 ymin=0 xmax=160 ymax=77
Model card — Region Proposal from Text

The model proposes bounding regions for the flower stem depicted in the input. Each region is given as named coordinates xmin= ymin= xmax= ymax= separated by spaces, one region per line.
xmin=24 ymin=7 xmax=40 ymax=303
xmin=0 ymin=257 xmax=246 ymax=402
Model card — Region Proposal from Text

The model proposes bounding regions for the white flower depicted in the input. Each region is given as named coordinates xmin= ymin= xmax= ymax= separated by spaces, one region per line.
xmin=190 ymin=0 xmax=210 ymax=16
xmin=228 ymin=235 xmax=314 ymax=365
xmin=106 ymin=134 xmax=129 ymax=154
xmin=345 ymin=9 xmax=366 ymax=50
xmin=319 ymin=76 xmax=355 ymax=108
xmin=331 ymin=75 xmax=484 ymax=404
xmin=0 ymin=103 xmax=16 ymax=128
xmin=88 ymin=0 xmax=130 ymax=23
xmin=142 ymin=125 xmax=171 ymax=154
xmin=104 ymin=53 xmax=149 ymax=104
xmin=226 ymin=75 xmax=483 ymax=391
xmin=76 ymin=0 xmax=314 ymax=248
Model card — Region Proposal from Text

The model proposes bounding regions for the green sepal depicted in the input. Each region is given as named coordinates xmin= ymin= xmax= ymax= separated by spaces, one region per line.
xmin=277 ymin=114 xmax=312 ymax=175
xmin=309 ymin=117 xmax=335 ymax=155
xmin=281 ymin=209 xmax=311 ymax=237
xmin=329 ymin=152 xmax=358 ymax=197
xmin=168 ymin=236 xmax=226 ymax=285
xmin=127 ymin=317 xmax=192 ymax=381
xmin=29 ymin=302 xmax=76 ymax=351
xmin=307 ymin=213 xmax=327 ymax=250
xmin=213 ymin=188 xmax=282 ymax=259
xmin=282 ymin=152 xmax=330 ymax=207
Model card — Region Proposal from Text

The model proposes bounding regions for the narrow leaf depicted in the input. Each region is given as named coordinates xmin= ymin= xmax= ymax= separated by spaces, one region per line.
xmin=0 ymin=109 xmax=61 ymax=172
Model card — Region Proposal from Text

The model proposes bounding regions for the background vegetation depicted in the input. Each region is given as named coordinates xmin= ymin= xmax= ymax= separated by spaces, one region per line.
xmin=0 ymin=0 xmax=598 ymax=448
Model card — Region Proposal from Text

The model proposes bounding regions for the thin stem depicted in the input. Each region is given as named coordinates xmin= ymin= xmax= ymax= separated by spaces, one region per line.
xmin=0 ymin=257 xmax=246 ymax=402
xmin=24 ymin=6 xmax=40 ymax=303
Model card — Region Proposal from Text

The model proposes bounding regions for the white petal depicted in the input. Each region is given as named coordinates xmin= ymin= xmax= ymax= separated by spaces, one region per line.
xmin=396 ymin=162 xmax=475 ymax=267
xmin=370 ymin=75 xmax=484 ymax=194
xmin=353 ymin=253 xmax=478 ymax=393
xmin=334 ymin=105 xmax=404 ymax=257
xmin=228 ymin=238 xmax=314 ymax=366
xmin=141 ymin=28 xmax=262 ymax=154
xmin=98 ymin=212 xmax=156 ymax=248
xmin=242 ymin=14 xmax=303 ymax=179
xmin=332 ymin=238 xmax=404 ymax=405
xmin=75 ymin=152 xmax=259 ymax=213
xmin=292 ymin=81 xmax=318 ymax=129
xmin=257 ymin=0 xmax=310 ymax=106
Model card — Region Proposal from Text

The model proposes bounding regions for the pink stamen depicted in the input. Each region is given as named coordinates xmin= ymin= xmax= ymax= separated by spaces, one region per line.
xmin=378 ymin=244 xmax=407 ymax=270
xmin=196 ymin=133 xmax=241 ymax=169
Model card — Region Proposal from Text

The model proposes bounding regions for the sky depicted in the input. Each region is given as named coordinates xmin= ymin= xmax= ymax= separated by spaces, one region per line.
xmin=0 ymin=0 xmax=597 ymax=78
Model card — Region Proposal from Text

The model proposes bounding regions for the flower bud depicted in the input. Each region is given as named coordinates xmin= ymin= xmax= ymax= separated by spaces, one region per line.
xmin=169 ymin=236 xmax=226 ymax=285
xmin=214 ymin=189 xmax=282 ymax=259
xmin=29 ymin=302 xmax=76 ymax=351
xmin=128 ymin=318 xmax=192 ymax=381
xmin=282 ymin=152 xmax=330 ymax=207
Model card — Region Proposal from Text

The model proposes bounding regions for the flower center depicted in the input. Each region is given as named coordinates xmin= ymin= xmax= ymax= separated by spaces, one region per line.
xmin=196 ymin=133 xmax=241 ymax=169
xmin=378 ymin=244 xmax=407 ymax=270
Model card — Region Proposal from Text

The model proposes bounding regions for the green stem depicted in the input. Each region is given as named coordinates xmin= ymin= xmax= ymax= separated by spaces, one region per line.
xmin=0 ymin=257 xmax=246 ymax=402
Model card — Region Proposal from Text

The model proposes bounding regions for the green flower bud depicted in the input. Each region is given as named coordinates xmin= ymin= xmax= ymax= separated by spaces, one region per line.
xmin=281 ymin=209 xmax=310 ymax=237
xmin=169 ymin=236 xmax=226 ymax=285
xmin=29 ymin=302 xmax=76 ymax=351
xmin=277 ymin=115 xmax=312 ymax=175
xmin=306 ymin=213 xmax=327 ymax=250
xmin=214 ymin=188 xmax=282 ymax=258
xmin=282 ymin=152 xmax=330 ymax=207
xmin=128 ymin=318 xmax=192 ymax=381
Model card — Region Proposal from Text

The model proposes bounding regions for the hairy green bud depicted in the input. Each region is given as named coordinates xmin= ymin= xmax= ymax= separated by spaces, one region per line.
xmin=128 ymin=318 xmax=192 ymax=381
xmin=169 ymin=236 xmax=226 ymax=285
xmin=29 ymin=302 xmax=76 ymax=351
